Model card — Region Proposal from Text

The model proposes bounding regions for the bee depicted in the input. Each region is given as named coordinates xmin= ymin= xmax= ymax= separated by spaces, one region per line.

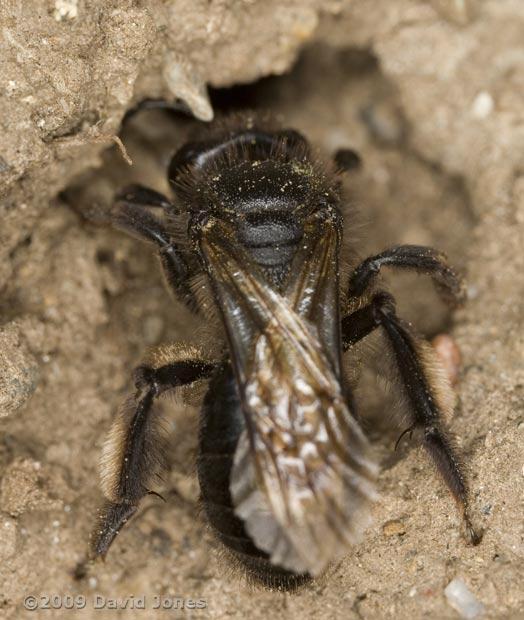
xmin=91 ymin=115 xmax=479 ymax=590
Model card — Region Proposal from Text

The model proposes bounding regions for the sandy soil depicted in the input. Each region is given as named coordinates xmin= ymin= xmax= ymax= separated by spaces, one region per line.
xmin=1 ymin=2 xmax=524 ymax=619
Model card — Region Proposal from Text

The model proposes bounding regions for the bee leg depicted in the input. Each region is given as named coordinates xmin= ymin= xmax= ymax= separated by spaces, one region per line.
xmin=115 ymin=184 xmax=175 ymax=211
xmin=112 ymin=201 xmax=196 ymax=307
xmin=91 ymin=350 xmax=216 ymax=558
xmin=122 ymin=98 xmax=194 ymax=124
xmin=333 ymin=148 xmax=362 ymax=172
xmin=341 ymin=293 xmax=480 ymax=544
xmin=341 ymin=291 xmax=396 ymax=349
xmin=348 ymin=245 xmax=466 ymax=305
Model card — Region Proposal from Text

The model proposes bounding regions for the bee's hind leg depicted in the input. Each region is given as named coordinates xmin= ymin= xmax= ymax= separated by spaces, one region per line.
xmin=341 ymin=292 xmax=480 ymax=545
xmin=91 ymin=345 xmax=216 ymax=558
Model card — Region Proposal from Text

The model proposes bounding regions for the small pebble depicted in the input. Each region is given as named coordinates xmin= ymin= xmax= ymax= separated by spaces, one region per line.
xmin=444 ymin=578 xmax=486 ymax=619
xmin=432 ymin=334 xmax=462 ymax=386
xmin=480 ymin=503 xmax=492 ymax=515
xmin=382 ymin=520 xmax=406 ymax=537
xmin=54 ymin=0 xmax=78 ymax=21
xmin=472 ymin=92 xmax=494 ymax=119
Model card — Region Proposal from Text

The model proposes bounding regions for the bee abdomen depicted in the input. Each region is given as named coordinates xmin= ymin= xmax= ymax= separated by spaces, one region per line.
xmin=198 ymin=433 xmax=262 ymax=555
xmin=197 ymin=453 xmax=234 ymax=507
xmin=197 ymin=363 xmax=311 ymax=590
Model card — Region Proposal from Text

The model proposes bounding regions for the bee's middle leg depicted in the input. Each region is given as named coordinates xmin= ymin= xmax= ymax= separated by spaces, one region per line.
xmin=91 ymin=345 xmax=216 ymax=558
xmin=348 ymin=245 xmax=466 ymax=305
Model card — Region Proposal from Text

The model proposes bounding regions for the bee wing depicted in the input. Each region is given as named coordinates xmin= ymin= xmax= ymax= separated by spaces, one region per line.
xmin=232 ymin=319 xmax=378 ymax=576
xmin=283 ymin=208 xmax=344 ymax=376
xmin=199 ymin=218 xmax=378 ymax=576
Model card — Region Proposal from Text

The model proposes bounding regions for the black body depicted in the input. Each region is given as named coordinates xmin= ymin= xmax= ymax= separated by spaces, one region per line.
xmin=91 ymin=116 xmax=479 ymax=592
xmin=198 ymin=363 xmax=311 ymax=588
xmin=176 ymin=125 xmax=340 ymax=588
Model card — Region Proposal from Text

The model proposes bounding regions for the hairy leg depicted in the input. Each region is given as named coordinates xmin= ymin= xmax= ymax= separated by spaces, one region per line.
xmin=115 ymin=184 xmax=175 ymax=211
xmin=112 ymin=198 xmax=197 ymax=307
xmin=348 ymin=245 xmax=466 ymax=305
xmin=122 ymin=98 xmax=194 ymax=123
xmin=333 ymin=148 xmax=362 ymax=172
xmin=91 ymin=345 xmax=216 ymax=557
xmin=342 ymin=293 xmax=479 ymax=544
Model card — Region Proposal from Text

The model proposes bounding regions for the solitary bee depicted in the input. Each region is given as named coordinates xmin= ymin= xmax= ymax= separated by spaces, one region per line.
xmin=91 ymin=115 xmax=478 ymax=590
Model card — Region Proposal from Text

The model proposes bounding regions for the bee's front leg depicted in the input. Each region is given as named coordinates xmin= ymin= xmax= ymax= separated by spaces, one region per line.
xmin=115 ymin=184 xmax=175 ymax=211
xmin=112 ymin=196 xmax=197 ymax=308
xmin=91 ymin=345 xmax=216 ymax=558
